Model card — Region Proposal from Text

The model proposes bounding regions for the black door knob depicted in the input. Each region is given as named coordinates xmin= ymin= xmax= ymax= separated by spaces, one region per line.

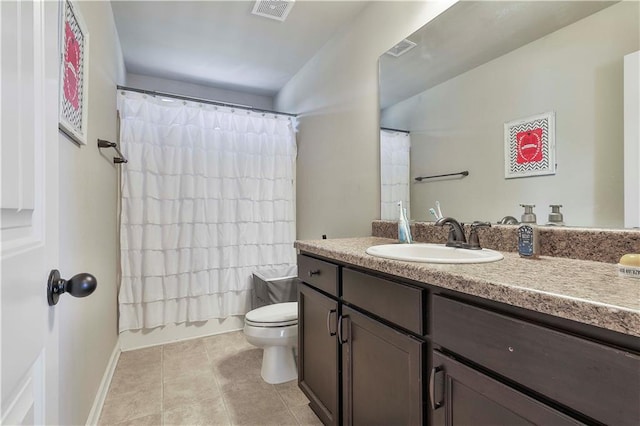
xmin=47 ymin=269 xmax=97 ymax=306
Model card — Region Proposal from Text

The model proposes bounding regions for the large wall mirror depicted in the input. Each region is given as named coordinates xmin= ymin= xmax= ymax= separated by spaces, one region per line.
xmin=379 ymin=1 xmax=639 ymax=229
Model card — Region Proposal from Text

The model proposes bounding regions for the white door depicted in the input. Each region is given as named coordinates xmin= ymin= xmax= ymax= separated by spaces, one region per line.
xmin=1 ymin=0 xmax=60 ymax=424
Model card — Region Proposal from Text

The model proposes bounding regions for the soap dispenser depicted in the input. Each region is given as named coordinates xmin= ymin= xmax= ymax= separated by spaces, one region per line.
xmin=518 ymin=204 xmax=539 ymax=259
xmin=546 ymin=204 xmax=565 ymax=226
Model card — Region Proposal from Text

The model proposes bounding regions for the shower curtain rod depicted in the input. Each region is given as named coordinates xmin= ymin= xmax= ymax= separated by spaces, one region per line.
xmin=117 ymin=85 xmax=298 ymax=118
xmin=381 ymin=127 xmax=410 ymax=134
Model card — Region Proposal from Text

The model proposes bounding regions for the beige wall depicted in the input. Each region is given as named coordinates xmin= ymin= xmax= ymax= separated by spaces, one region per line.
xmin=275 ymin=1 xmax=456 ymax=240
xmin=57 ymin=1 xmax=125 ymax=424
xmin=382 ymin=2 xmax=639 ymax=228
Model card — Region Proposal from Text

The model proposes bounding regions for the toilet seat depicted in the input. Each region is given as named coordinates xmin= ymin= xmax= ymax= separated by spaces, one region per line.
xmin=245 ymin=318 xmax=297 ymax=327
xmin=245 ymin=302 xmax=298 ymax=327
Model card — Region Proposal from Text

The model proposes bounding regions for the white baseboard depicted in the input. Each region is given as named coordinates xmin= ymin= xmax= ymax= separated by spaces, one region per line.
xmin=119 ymin=316 xmax=245 ymax=352
xmin=85 ymin=344 xmax=121 ymax=426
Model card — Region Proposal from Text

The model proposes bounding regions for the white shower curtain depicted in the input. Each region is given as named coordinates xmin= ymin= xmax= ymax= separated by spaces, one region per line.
xmin=117 ymin=90 xmax=297 ymax=332
xmin=380 ymin=130 xmax=411 ymax=220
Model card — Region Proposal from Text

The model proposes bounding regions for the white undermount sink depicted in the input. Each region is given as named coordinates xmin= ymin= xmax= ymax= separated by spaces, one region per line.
xmin=366 ymin=243 xmax=504 ymax=264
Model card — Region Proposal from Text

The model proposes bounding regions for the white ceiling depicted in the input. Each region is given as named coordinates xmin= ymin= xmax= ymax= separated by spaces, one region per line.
xmin=111 ymin=0 xmax=370 ymax=97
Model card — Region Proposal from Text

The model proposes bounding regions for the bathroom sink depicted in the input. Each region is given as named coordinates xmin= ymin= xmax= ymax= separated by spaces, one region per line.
xmin=366 ymin=243 xmax=504 ymax=264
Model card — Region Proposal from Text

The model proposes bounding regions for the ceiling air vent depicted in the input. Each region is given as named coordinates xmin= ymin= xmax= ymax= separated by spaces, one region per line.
xmin=252 ymin=0 xmax=295 ymax=22
xmin=385 ymin=39 xmax=417 ymax=57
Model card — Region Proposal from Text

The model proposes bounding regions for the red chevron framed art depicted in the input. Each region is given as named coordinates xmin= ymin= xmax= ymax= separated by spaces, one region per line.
xmin=504 ymin=111 xmax=556 ymax=179
xmin=59 ymin=0 xmax=90 ymax=145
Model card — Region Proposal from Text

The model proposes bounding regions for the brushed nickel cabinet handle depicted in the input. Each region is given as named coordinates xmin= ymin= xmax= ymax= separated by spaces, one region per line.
xmin=429 ymin=366 xmax=444 ymax=410
xmin=338 ymin=315 xmax=350 ymax=344
xmin=326 ymin=309 xmax=337 ymax=336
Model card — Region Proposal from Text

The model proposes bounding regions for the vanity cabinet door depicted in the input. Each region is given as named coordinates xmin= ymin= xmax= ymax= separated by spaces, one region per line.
xmin=341 ymin=306 xmax=423 ymax=426
xmin=298 ymin=282 xmax=340 ymax=426
xmin=430 ymin=351 xmax=582 ymax=426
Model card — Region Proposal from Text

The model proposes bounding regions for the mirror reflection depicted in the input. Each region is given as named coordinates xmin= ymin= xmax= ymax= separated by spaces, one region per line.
xmin=379 ymin=1 xmax=639 ymax=228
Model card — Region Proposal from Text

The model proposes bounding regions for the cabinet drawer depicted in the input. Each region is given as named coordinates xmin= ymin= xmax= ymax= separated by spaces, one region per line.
xmin=343 ymin=268 xmax=425 ymax=335
xmin=432 ymin=295 xmax=640 ymax=425
xmin=297 ymin=254 xmax=339 ymax=297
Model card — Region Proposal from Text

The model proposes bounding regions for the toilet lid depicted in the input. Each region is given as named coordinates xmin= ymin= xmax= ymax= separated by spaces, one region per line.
xmin=245 ymin=302 xmax=298 ymax=325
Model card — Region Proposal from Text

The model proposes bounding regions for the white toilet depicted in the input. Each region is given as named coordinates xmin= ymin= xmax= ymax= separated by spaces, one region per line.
xmin=243 ymin=301 xmax=298 ymax=384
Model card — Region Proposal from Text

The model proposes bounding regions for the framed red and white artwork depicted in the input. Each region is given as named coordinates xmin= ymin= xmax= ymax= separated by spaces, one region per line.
xmin=59 ymin=0 xmax=89 ymax=145
xmin=504 ymin=111 xmax=556 ymax=179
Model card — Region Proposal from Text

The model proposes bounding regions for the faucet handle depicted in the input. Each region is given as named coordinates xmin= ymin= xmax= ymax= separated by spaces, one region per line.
xmin=468 ymin=221 xmax=491 ymax=250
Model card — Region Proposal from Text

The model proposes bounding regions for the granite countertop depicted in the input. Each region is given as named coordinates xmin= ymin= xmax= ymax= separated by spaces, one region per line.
xmin=295 ymin=237 xmax=640 ymax=338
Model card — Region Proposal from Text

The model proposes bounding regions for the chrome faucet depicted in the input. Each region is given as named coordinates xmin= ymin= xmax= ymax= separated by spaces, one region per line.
xmin=436 ymin=217 xmax=491 ymax=250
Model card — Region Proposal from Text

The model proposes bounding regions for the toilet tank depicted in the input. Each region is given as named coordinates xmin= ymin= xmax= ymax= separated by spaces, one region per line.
xmin=252 ymin=265 xmax=299 ymax=309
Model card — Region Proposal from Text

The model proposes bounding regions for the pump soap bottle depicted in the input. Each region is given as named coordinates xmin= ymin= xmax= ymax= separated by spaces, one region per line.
xmin=546 ymin=204 xmax=565 ymax=226
xmin=518 ymin=204 xmax=539 ymax=259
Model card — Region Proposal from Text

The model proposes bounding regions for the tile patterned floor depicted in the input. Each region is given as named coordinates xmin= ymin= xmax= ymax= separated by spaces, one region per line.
xmin=98 ymin=331 xmax=322 ymax=425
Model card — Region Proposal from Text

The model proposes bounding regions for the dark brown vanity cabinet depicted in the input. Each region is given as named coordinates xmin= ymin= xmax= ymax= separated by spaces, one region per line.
xmin=297 ymin=255 xmax=426 ymax=425
xmin=298 ymin=254 xmax=341 ymax=425
xmin=431 ymin=295 xmax=640 ymax=425
xmin=340 ymin=268 xmax=425 ymax=424
xmin=298 ymin=252 xmax=640 ymax=425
